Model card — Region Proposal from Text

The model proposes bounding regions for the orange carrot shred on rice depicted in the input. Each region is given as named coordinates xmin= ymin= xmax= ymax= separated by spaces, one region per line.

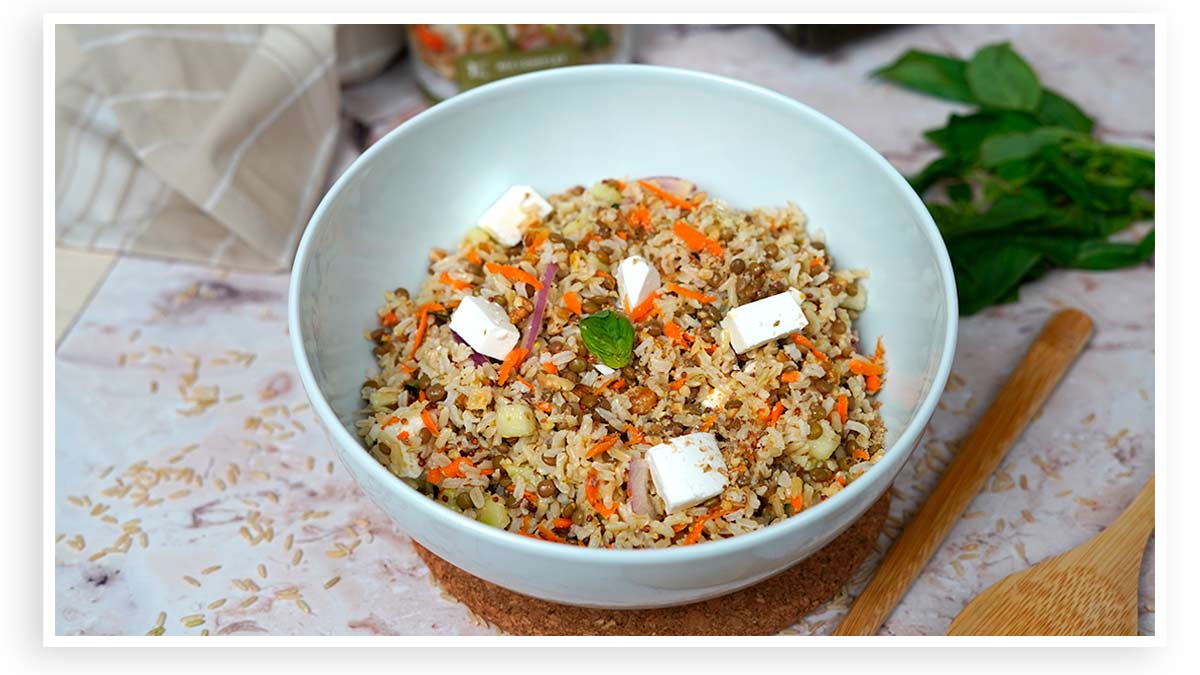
xmin=638 ymin=179 xmax=695 ymax=211
xmin=534 ymin=401 xmax=553 ymax=412
xmin=438 ymin=271 xmax=472 ymax=291
xmin=563 ymin=291 xmax=583 ymax=315
xmin=496 ymin=347 xmax=527 ymax=385
xmin=669 ymin=379 xmax=688 ymax=391
xmin=397 ymin=430 xmax=410 ymax=443
xmin=585 ymin=468 xmax=619 ymax=518
xmin=836 ymin=394 xmax=849 ymax=423
xmin=526 ymin=231 xmax=549 ymax=256
xmin=628 ymin=292 xmax=660 ymax=321
xmin=699 ymin=414 xmax=717 ymax=432
xmin=426 ymin=466 xmax=444 ymax=484
xmin=586 ymin=435 xmax=620 ymax=459
xmin=836 ymin=473 xmax=847 ymax=487
xmin=516 ymin=375 xmax=534 ymax=390
xmin=781 ymin=371 xmax=800 ymax=383
xmin=625 ymin=424 xmax=645 ymax=444
xmin=609 ymin=378 xmax=626 ymax=392
xmin=553 ymin=517 xmax=573 ymax=529
xmin=398 ymin=363 xmax=416 ymax=374
xmin=537 ymin=525 xmax=566 ymax=543
xmin=810 ymin=258 xmax=825 ymax=272
xmin=848 ymin=358 xmax=885 ymax=376
xmin=593 ymin=376 xmax=617 ymax=394
xmin=484 ymin=263 xmax=543 ymax=290
xmin=467 ymin=247 xmax=482 ymax=265
xmin=418 ymin=390 xmax=427 ymax=402
xmin=410 ymin=302 xmax=446 ymax=353
xmin=615 ymin=230 xmax=629 ymax=241
xmin=791 ymin=334 xmax=828 ymax=361
xmin=594 ymin=270 xmax=613 ymax=279
xmin=853 ymin=448 xmax=871 ymax=461
xmin=667 ymin=283 xmax=717 ymax=304
xmin=663 ymin=321 xmax=692 ymax=348
xmin=382 ymin=416 xmax=400 ymax=428
xmin=865 ymin=374 xmax=882 ymax=394
xmin=874 ymin=336 xmax=886 ymax=363
xmin=420 ymin=408 xmax=439 ymax=435
xmin=380 ymin=311 xmax=399 ymax=327
xmin=790 ymin=495 xmax=804 ymax=512
xmin=615 ymin=179 xmax=627 ymax=190
xmin=542 ymin=361 xmax=559 ymax=375
xmin=767 ymin=401 xmax=785 ymax=425
xmin=626 ymin=204 xmax=651 ymax=229
xmin=508 ymin=485 xmax=539 ymax=503
xmin=683 ymin=507 xmax=733 ymax=545
xmin=672 ymin=522 xmax=688 ymax=533
xmin=672 ymin=220 xmax=723 ymax=257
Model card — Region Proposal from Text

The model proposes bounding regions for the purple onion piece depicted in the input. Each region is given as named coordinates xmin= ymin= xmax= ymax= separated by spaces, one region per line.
xmin=519 ymin=262 xmax=558 ymax=361
xmin=639 ymin=176 xmax=696 ymax=198
xmin=627 ymin=456 xmax=652 ymax=516
xmin=452 ymin=330 xmax=490 ymax=366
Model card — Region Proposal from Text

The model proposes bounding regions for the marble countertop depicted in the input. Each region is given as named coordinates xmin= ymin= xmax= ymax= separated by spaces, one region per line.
xmin=54 ymin=23 xmax=1154 ymax=636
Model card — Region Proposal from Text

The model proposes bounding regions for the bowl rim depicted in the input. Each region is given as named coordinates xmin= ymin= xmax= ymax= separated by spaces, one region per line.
xmin=288 ymin=63 xmax=958 ymax=563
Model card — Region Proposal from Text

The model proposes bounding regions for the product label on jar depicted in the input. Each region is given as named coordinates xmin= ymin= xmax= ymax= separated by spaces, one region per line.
xmin=455 ymin=47 xmax=580 ymax=90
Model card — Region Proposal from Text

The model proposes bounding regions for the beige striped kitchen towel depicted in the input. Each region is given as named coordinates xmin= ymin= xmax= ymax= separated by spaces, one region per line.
xmin=55 ymin=24 xmax=404 ymax=271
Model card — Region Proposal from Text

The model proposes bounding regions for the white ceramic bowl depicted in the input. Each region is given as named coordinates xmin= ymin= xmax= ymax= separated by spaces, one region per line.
xmin=289 ymin=65 xmax=957 ymax=609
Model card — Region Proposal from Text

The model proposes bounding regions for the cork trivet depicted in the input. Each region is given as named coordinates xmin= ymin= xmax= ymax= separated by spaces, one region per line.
xmin=414 ymin=491 xmax=890 ymax=635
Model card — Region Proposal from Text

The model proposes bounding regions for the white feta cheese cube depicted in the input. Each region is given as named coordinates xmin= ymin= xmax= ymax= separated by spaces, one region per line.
xmin=646 ymin=432 xmax=729 ymax=513
xmin=615 ymin=255 xmax=661 ymax=313
xmin=477 ymin=185 xmax=554 ymax=247
xmin=720 ymin=288 xmax=809 ymax=354
xmin=701 ymin=385 xmax=729 ymax=410
xmin=449 ymin=296 xmax=521 ymax=360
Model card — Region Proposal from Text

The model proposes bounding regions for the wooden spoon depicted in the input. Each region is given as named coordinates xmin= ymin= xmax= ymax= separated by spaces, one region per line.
xmin=947 ymin=475 xmax=1154 ymax=635
xmin=835 ymin=309 xmax=1094 ymax=635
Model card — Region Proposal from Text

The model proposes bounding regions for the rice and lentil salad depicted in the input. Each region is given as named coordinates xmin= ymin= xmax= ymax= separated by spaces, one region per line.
xmin=356 ymin=177 xmax=886 ymax=549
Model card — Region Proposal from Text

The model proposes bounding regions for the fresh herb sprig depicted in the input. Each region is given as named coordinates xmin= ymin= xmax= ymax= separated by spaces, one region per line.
xmin=579 ymin=310 xmax=635 ymax=369
xmin=875 ymin=42 xmax=1155 ymax=315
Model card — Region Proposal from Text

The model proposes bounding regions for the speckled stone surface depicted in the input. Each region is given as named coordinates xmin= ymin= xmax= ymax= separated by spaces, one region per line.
xmin=54 ymin=24 xmax=1154 ymax=636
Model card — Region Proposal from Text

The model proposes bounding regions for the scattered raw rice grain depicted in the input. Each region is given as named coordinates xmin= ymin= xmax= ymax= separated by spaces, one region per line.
xmin=306 ymin=456 xmax=315 ymax=471
xmin=202 ymin=565 xmax=221 ymax=575
xmin=88 ymin=550 xmax=107 ymax=562
xmin=284 ymin=534 xmax=294 ymax=551
xmin=292 ymin=549 xmax=304 ymax=565
xmin=168 ymin=489 xmax=191 ymax=500
xmin=182 ymin=615 xmax=205 ymax=628
xmin=239 ymin=595 xmax=259 ymax=609
xmin=208 ymin=598 xmax=226 ymax=609
xmin=138 ymin=532 xmax=149 ymax=548
xmin=55 ymin=533 xmax=65 ymax=543
xmin=296 ymin=599 xmax=311 ymax=614
xmin=324 ymin=576 xmax=341 ymax=589
xmin=183 ymin=576 xmax=201 ymax=587
xmin=1021 ymin=509 xmax=1035 ymax=523
xmin=257 ymin=564 xmax=267 ymax=579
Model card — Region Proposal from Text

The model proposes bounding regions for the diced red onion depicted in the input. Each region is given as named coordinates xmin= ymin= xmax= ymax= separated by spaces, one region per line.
xmin=451 ymin=330 xmax=490 ymax=366
xmin=627 ymin=456 xmax=652 ymax=516
xmin=519 ymin=262 xmax=558 ymax=359
xmin=640 ymin=176 xmax=696 ymax=198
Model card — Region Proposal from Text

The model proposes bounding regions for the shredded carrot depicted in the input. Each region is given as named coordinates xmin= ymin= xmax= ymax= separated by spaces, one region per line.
xmin=508 ymin=484 xmax=539 ymax=503
xmin=542 ymin=361 xmax=559 ymax=375
xmin=699 ymin=414 xmax=717 ymax=432
xmin=585 ymin=468 xmax=619 ymax=518
xmin=790 ymin=495 xmax=804 ymax=512
xmin=663 ymin=321 xmax=693 ymax=348
xmin=593 ymin=376 xmax=617 ymax=394
xmin=853 ymin=448 xmax=871 ymax=461
xmin=848 ymin=358 xmax=885 ymax=376
xmin=625 ymin=424 xmax=645 ymax=444
xmin=638 ymin=179 xmax=695 ymax=211
xmin=791 ymin=334 xmax=828 ymax=361
xmin=667 ymin=282 xmax=717 ymax=304
xmin=672 ymin=522 xmax=688 ymax=533
xmin=768 ymin=401 xmax=785 ymax=425
xmin=609 ymin=378 xmax=626 ymax=392
xmin=534 ymin=401 xmax=553 ymax=412
xmin=412 ymin=24 xmax=446 ymax=51
xmin=810 ymin=258 xmax=825 ymax=273
xmin=537 ymin=525 xmax=566 ymax=543
xmin=672 ymin=220 xmax=723 ymax=257
xmin=526 ymin=231 xmax=549 ymax=257
xmin=836 ymin=473 xmax=847 ymax=487
xmin=594 ymin=270 xmax=612 ymax=279
xmin=484 ymin=263 xmax=542 ymax=290
xmin=615 ymin=230 xmax=629 ymax=241
xmin=439 ymin=271 xmax=472 ymax=291
xmin=781 ymin=371 xmax=800 ymax=383
xmin=516 ymin=375 xmax=534 ymax=391
xmin=410 ymin=302 xmax=446 ymax=354
xmin=874 ymin=336 xmax=886 ymax=363
xmin=420 ymin=408 xmax=439 ymax=436
xmin=398 ymin=363 xmax=416 ymax=375
xmin=397 ymin=430 xmax=410 ymax=443
xmin=586 ymin=434 xmax=620 ymax=459
xmin=380 ymin=311 xmax=399 ymax=327
xmin=426 ymin=466 xmax=444 ymax=484
xmin=669 ymin=379 xmax=688 ymax=391
xmin=836 ymin=394 xmax=849 ymax=424
xmin=683 ymin=507 xmax=733 ymax=546
xmin=628 ymin=292 xmax=660 ymax=322
xmin=865 ymin=374 xmax=882 ymax=394
xmin=467 ymin=247 xmax=482 ymax=265
xmin=615 ymin=179 xmax=627 ymax=190
xmin=382 ymin=416 xmax=400 ymax=428
xmin=553 ymin=517 xmax=573 ymax=529
xmin=626 ymin=204 xmax=651 ymax=230
xmin=439 ymin=457 xmax=476 ymax=479
xmin=563 ymin=291 xmax=583 ymax=316
xmin=416 ymin=302 xmax=446 ymax=314
xmin=496 ymin=347 xmax=527 ymax=386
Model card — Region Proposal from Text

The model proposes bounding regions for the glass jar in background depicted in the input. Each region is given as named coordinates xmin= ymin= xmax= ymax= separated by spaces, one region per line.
xmin=407 ymin=25 xmax=635 ymax=101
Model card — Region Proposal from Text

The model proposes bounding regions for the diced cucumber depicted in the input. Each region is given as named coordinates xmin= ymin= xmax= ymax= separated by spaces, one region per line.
xmin=476 ymin=498 xmax=511 ymax=528
xmin=589 ymin=182 xmax=622 ymax=205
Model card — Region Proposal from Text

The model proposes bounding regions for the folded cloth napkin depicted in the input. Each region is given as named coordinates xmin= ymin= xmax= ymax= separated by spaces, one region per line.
xmin=55 ymin=24 xmax=404 ymax=271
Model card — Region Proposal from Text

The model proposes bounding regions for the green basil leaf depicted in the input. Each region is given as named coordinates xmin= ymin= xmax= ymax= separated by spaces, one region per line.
xmin=1010 ymin=229 xmax=1155 ymax=269
xmin=579 ymin=310 xmax=634 ymax=369
xmin=908 ymin=156 xmax=962 ymax=195
xmin=925 ymin=112 xmax=1041 ymax=163
xmin=873 ymin=49 xmax=976 ymax=103
xmin=1036 ymin=89 xmax=1095 ymax=133
xmin=965 ymin=42 xmax=1043 ymax=111
xmin=948 ymin=238 xmax=1044 ymax=315
xmin=979 ymin=128 xmax=1081 ymax=167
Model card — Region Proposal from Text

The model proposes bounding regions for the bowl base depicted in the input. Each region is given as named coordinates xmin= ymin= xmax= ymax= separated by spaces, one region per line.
xmin=413 ymin=491 xmax=890 ymax=635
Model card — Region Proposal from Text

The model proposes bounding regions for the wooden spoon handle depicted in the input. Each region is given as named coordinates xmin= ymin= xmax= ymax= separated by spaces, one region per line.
xmin=834 ymin=309 xmax=1094 ymax=636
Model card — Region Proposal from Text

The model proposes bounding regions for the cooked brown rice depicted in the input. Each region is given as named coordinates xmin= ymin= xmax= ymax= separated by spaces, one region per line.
xmin=356 ymin=177 xmax=885 ymax=548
